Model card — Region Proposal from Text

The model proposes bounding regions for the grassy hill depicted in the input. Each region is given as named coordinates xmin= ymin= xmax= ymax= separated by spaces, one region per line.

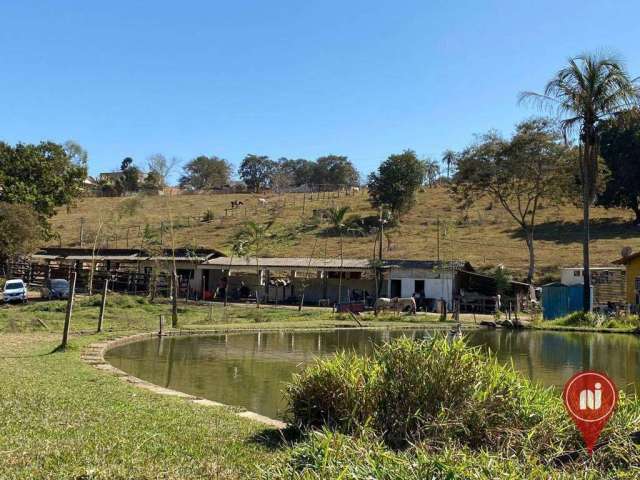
xmin=49 ymin=187 xmax=640 ymax=282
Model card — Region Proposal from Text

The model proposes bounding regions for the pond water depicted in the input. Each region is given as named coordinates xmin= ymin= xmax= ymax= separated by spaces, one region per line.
xmin=105 ymin=328 xmax=640 ymax=420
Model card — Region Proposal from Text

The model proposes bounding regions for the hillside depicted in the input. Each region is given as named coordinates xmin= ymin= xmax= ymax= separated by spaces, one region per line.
xmin=49 ymin=187 xmax=640 ymax=281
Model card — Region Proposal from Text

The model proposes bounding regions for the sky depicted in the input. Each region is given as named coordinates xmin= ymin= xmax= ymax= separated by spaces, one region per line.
xmin=1 ymin=0 xmax=640 ymax=183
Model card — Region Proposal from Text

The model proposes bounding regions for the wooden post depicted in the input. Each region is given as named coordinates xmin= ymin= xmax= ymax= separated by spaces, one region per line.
xmin=208 ymin=302 xmax=213 ymax=322
xmin=79 ymin=217 xmax=85 ymax=247
xmin=159 ymin=314 xmax=164 ymax=335
xmin=97 ymin=279 xmax=109 ymax=333
xmin=302 ymin=193 xmax=306 ymax=215
xmin=60 ymin=271 xmax=77 ymax=349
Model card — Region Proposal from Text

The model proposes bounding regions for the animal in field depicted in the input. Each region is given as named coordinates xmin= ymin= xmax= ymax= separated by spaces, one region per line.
xmin=350 ymin=186 xmax=360 ymax=194
xmin=230 ymin=200 xmax=244 ymax=209
xmin=258 ymin=198 xmax=268 ymax=207
xmin=374 ymin=297 xmax=416 ymax=315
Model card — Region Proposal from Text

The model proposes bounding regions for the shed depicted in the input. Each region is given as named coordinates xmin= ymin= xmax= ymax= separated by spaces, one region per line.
xmin=541 ymin=283 xmax=585 ymax=320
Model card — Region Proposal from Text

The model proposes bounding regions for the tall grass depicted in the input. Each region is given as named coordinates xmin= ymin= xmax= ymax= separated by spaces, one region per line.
xmin=281 ymin=336 xmax=640 ymax=478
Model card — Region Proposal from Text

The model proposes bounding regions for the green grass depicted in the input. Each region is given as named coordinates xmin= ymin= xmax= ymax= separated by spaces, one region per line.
xmin=1 ymin=296 xmax=639 ymax=478
xmin=545 ymin=311 xmax=640 ymax=331
xmin=0 ymin=297 xmax=445 ymax=479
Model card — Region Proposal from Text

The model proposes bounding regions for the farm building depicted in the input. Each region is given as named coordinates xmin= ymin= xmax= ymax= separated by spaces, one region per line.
xmin=9 ymin=246 xmax=224 ymax=295
xmin=559 ymin=266 xmax=626 ymax=306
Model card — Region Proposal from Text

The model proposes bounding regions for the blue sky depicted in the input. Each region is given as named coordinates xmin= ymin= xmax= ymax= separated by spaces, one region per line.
xmin=1 ymin=1 xmax=639 ymax=183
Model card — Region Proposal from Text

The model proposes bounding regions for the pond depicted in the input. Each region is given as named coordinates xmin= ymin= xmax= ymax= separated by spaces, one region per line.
xmin=105 ymin=328 xmax=640 ymax=420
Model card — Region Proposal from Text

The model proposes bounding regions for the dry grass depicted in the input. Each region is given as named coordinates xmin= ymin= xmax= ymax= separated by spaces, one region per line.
xmin=50 ymin=187 xmax=640 ymax=280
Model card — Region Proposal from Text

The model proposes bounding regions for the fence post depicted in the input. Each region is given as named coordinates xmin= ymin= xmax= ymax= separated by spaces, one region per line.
xmin=97 ymin=279 xmax=109 ymax=333
xmin=159 ymin=314 xmax=164 ymax=335
xmin=171 ymin=273 xmax=179 ymax=327
xmin=60 ymin=271 xmax=77 ymax=349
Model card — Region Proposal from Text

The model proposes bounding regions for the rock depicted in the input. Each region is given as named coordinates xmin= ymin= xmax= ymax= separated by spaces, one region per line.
xmin=480 ymin=320 xmax=498 ymax=328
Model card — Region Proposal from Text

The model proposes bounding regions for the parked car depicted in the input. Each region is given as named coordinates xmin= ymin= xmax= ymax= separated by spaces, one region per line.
xmin=41 ymin=278 xmax=70 ymax=300
xmin=3 ymin=279 xmax=28 ymax=304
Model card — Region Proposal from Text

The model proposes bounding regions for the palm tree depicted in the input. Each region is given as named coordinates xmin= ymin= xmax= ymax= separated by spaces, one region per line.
xmin=520 ymin=53 xmax=639 ymax=311
xmin=233 ymin=220 xmax=273 ymax=308
xmin=326 ymin=206 xmax=350 ymax=305
xmin=442 ymin=150 xmax=456 ymax=179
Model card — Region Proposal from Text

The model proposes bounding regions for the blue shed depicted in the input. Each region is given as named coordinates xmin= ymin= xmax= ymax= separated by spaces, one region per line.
xmin=541 ymin=283 xmax=585 ymax=320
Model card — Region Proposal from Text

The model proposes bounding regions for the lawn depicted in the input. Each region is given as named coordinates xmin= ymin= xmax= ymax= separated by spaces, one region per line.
xmin=0 ymin=296 xmax=448 ymax=479
xmin=49 ymin=186 xmax=640 ymax=281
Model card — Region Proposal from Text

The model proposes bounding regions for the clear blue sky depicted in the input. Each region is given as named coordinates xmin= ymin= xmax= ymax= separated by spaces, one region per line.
xmin=2 ymin=0 xmax=639 ymax=183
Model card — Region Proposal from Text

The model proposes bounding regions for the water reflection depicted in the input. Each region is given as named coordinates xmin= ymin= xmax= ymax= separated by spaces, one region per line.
xmin=106 ymin=329 xmax=640 ymax=420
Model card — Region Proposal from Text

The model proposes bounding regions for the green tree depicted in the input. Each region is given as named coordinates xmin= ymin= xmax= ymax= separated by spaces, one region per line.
xmin=118 ymin=157 xmax=141 ymax=193
xmin=451 ymin=119 xmax=571 ymax=282
xmin=238 ymin=155 xmax=274 ymax=193
xmin=0 ymin=203 xmax=43 ymax=263
xmin=0 ymin=141 xmax=86 ymax=232
xmin=179 ymin=156 xmax=232 ymax=190
xmin=520 ymin=53 xmax=640 ymax=310
xmin=597 ymin=109 xmax=640 ymax=223
xmin=326 ymin=206 xmax=350 ymax=304
xmin=367 ymin=149 xmax=428 ymax=216
xmin=141 ymin=170 xmax=163 ymax=194
xmin=311 ymin=155 xmax=359 ymax=189
xmin=231 ymin=220 xmax=274 ymax=307
xmin=277 ymin=158 xmax=315 ymax=186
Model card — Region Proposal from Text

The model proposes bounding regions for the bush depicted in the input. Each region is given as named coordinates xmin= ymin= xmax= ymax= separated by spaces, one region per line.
xmin=287 ymin=337 xmax=570 ymax=452
xmin=278 ymin=337 xmax=640 ymax=478
xmin=288 ymin=351 xmax=378 ymax=433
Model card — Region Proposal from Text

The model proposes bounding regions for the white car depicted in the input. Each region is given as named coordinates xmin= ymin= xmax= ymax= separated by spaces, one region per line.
xmin=3 ymin=279 xmax=28 ymax=304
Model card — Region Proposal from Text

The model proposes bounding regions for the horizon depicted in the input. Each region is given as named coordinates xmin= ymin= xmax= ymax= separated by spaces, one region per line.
xmin=2 ymin=1 xmax=640 ymax=183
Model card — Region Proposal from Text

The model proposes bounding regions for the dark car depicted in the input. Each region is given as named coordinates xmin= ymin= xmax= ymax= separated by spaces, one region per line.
xmin=41 ymin=279 xmax=70 ymax=300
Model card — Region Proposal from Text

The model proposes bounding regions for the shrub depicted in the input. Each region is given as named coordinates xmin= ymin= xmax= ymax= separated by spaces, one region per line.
xmin=288 ymin=351 xmax=378 ymax=433
xmin=278 ymin=337 xmax=640 ymax=478
xmin=286 ymin=336 xmax=570 ymax=453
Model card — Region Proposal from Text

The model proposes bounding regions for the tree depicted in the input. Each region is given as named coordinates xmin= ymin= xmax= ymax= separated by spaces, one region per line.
xmin=179 ymin=156 xmax=231 ymax=190
xmin=367 ymin=150 xmax=428 ymax=216
xmin=118 ymin=157 xmax=141 ymax=193
xmin=442 ymin=150 xmax=456 ymax=179
xmin=424 ymin=158 xmax=441 ymax=186
xmin=326 ymin=206 xmax=350 ymax=305
xmin=0 ymin=203 xmax=43 ymax=263
xmin=312 ymin=155 xmax=359 ymax=189
xmin=231 ymin=220 xmax=274 ymax=307
xmin=238 ymin=155 xmax=274 ymax=193
xmin=63 ymin=141 xmax=88 ymax=166
xmin=451 ymin=119 xmax=571 ymax=282
xmin=141 ymin=170 xmax=163 ymax=194
xmin=147 ymin=153 xmax=178 ymax=188
xmin=520 ymin=53 xmax=640 ymax=310
xmin=0 ymin=141 xmax=86 ymax=233
xmin=597 ymin=109 xmax=640 ymax=223
xmin=277 ymin=158 xmax=315 ymax=186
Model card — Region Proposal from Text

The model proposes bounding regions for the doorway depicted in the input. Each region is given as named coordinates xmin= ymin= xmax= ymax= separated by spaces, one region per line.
xmin=390 ymin=279 xmax=402 ymax=298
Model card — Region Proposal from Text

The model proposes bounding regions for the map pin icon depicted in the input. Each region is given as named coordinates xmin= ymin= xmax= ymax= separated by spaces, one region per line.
xmin=563 ymin=371 xmax=617 ymax=454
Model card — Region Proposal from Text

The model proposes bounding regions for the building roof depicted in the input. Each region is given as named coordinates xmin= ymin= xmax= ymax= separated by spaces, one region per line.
xmin=203 ymin=257 xmax=372 ymax=270
xmin=204 ymin=257 xmax=474 ymax=272
xmin=612 ymin=252 xmax=640 ymax=265
xmin=560 ymin=266 xmax=625 ymax=270
xmin=32 ymin=246 xmax=225 ymax=262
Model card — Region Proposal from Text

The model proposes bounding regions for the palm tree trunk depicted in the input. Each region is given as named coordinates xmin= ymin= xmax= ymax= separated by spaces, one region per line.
xmin=338 ymin=232 xmax=344 ymax=306
xmin=582 ymin=140 xmax=592 ymax=312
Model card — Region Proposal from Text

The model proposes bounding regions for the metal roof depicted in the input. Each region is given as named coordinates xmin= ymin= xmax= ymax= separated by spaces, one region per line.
xmin=204 ymin=257 xmax=373 ymax=270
